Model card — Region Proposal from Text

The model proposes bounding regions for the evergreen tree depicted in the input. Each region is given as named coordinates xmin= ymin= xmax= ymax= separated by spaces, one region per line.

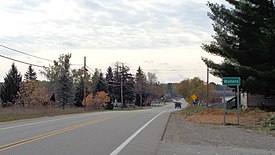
xmin=202 ymin=0 xmax=275 ymax=95
xmin=0 ymin=63 xmax=22 ymax=106
xmin=112 ymin=62 xmax=123 ymax=103
xmin=74 ymin=76 xmax=85 ymax=107
xmin=57 ymin=73 xmax=74 ymax=109
xmin=112 ymin=62 xmax=135 ymax=106
xmin=135 ymin=66 xmax=147 ymax=106
xmin=98 ymin=72 xmax=107 ymax=92
xmin=72 ymin=68 xmax=92 ymax=107
xmin=43 ymin=53 xmax=74 ymax=108
xmin=123 ymin=68 xmax=135 ymax=105
xmin=105 ymin=66 xmax=115 ymax=102
xmin=91 ymin=69 xmax=107 ymax=95
xmin=24 ymin=65 xmax=37 ymax=81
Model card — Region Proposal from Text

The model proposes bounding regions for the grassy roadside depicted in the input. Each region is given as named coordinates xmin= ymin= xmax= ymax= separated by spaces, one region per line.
xmin=179 ymin=106 xmax=275 ymax=136
xmin=0 ymin=107 xmax=91 ymax=122
xmin=0 ymin=106 xmax=151 ymax=123
xmin=180 ymin=106 xmax=207 ymax=117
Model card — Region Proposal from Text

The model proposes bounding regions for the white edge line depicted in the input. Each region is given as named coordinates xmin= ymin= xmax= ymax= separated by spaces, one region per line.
xmin=110 ymin=111 xmax=166 ymax=155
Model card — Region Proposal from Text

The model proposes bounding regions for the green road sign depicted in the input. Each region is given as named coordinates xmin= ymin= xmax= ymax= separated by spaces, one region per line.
xmin=222 ymin=77 xmax=241 ymax=86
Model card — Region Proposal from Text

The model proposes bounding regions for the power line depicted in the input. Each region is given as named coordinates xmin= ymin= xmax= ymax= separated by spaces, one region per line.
xmin=145 ymin=69 xmax=205 ymax=72
xmin=86 ymin=66 xmax=136 ymax=91
xmin=0 ymin=44 xmax=84 ymax=67
xmin=0 ymin=54 xmax=48 ymax=68
xmin=86 ymin=66 xmax=95 ymax=73
xmin=0 ymin=44 xmax=53 ymax=62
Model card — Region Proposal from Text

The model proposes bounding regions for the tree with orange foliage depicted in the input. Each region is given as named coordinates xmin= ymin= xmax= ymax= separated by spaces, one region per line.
xmin=16 ymin=80 xmax=49 ymax=107
xmin=82 ymin=93 xmax=93 ymax=108
xmin=94 ymin=91 xmax=110 ymax=110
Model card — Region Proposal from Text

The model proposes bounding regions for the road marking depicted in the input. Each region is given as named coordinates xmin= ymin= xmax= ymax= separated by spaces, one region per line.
xmin=0 ymin=114 xmax=120 ymax=152
xmin=110 ymin=111 xmax=166 ymax=155
xmin=0 ymin=111 xmax=115 ymax=131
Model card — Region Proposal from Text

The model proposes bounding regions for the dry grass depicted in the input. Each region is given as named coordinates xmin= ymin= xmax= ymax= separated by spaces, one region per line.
xmin=0 ymin=105 xmax=148 ymax=122
xmin=0 ymin=107 xmax=90 ymax=122
xmin=180 ymin=106 xmax=275 ymax=136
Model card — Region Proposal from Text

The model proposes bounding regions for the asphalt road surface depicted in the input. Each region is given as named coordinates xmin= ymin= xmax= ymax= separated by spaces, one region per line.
xmin=0 ymin=102 xmax=183 ymax=155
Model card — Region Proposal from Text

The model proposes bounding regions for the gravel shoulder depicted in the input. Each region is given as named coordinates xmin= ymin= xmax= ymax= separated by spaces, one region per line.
xmin=160 ymin=111 xmax=275 ymax=155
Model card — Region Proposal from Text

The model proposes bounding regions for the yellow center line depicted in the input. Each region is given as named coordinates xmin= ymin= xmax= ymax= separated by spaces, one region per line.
xmin=0 ymin=114 xmax=122 ymax=152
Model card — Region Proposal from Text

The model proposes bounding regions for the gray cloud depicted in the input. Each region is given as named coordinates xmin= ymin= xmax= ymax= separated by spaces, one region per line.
xmin=144 ymin=60 xmax=154 ymax=64
xmin=4 ymin=0 xmax=49 ymax=14
xmin=0 ymin=0 xmax=214 ymax=50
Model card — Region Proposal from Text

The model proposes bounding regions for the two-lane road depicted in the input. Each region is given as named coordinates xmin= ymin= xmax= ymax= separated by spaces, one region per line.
xmin=0 ymin=102 xmax=184 ymax=155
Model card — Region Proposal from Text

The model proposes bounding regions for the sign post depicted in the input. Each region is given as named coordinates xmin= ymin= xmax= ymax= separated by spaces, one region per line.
xmin=191 ymin=95 xmax=197 ymax=106
xmin=222 ymin=77 xmax=241 ymax=125
xmin=223 ymin=85 xmax=226 ymax=125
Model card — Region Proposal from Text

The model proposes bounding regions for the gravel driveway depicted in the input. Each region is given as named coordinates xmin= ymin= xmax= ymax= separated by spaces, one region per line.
xmin=158 ymin=111 xmax=275 ymax=155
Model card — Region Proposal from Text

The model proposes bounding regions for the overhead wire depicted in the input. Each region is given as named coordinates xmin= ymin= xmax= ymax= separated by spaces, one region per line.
xmin=1 ymin=45 xmax=206 ymax=74
xmin=86 ymin=66 xmax=137 ymax=92
xmin=0 ymin=44 xmax=53 ymax=62
xmin=0 ymin=44 xmax=207 ymax=79
xmin=0 ymin=44 xmax=84 ymax=67
xmin=0 ymin=54 xmax=48 ymax=68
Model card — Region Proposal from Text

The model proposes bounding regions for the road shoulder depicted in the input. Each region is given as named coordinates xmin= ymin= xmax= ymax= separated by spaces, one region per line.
xmin=159 ymin=111 xmax=275 ymax=155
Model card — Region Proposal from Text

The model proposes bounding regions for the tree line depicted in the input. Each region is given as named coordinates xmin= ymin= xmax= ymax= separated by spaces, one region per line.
xmin=0 ymin=53 xmax=168 ymax=109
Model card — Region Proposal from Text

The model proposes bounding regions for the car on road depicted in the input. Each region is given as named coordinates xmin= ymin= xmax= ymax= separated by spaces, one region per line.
xmin=174 ymin=101 xmax=181 ymax=108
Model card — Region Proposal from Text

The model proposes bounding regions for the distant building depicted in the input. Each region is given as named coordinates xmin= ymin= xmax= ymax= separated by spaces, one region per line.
xmin=241 ymin=93 xmax=275 ymax=108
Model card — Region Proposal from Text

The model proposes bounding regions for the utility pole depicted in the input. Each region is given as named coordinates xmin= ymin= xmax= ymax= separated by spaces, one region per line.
xmin=83 ymin=56 xmax=87 ymax=109
xmin=140 ymin=93 xmax=142 ymax=108
xmin=121 ymin=63 xmax=124 ymax=110
xmin=206 ymin=67 xmax=209 ymax=107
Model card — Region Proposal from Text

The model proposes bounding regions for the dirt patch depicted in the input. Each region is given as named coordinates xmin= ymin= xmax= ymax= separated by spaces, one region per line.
xmin=186 ymin=108 xmax=238 ymax=124
xmin=180 ymin=106 xmax=275 ymax=136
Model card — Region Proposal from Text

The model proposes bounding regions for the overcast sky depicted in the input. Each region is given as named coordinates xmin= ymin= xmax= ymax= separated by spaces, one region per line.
xmin=0 ymin=0 xmax=224 ymax=84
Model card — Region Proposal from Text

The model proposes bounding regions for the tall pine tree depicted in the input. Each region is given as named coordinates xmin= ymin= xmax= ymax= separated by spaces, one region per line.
xmin=105 ymin=66 xmax=115 ymax=102
xmin=91 ymin=69 xmax=107 ymax=95
xmin=112 ymin=62 xmax=135 ymax=106
xmin=202 ymin=0 xmax=275 ymax=95
xmin=58 ymin=73 xmax=73 ymax=109
xmin=0 ymin=63 xmax=22 ymax=106
xmin=135 ymin=66 xmax=147 ymax=106
xmin=24 ymin=65 xmax=37 ymax=81
xmin=42 ymin=54 xmax=74 ymax=109
xmin=122 ymin=66 xmax=135 ymax=105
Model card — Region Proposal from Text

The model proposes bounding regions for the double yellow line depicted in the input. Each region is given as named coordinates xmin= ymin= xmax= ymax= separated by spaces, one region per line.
xmin=0 ymin=114 xmax=119 ymax=152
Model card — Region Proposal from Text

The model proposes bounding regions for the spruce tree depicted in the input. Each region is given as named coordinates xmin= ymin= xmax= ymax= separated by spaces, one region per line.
xmin=112 ymin=62 xmax=135 ymax=106
xmin=24 ymin=65 xmax=37 ymax=81
xmin=74 ymin=76 xmax=85 ymax=107
xmin=105 ymin=66 xmax=114 ymax=102
xmin=0 ymin=63 xmax=22 ymax=106
xmin=121 ymin=65 xmax=135 ymax=105
xmin=112 ymin=62 xmax=122 ymax=103
xmin=51 ymin=54 xmax=74 ymax=109
xmin=91 ymin=69 xmax=107 ymax=95
xmin=57 ymin=73 xmax=73 ymax=109
xmin=202 ymin=0 xmax=275 ymax=94
xmin=135 ymin=66 xmax=147 ymax=106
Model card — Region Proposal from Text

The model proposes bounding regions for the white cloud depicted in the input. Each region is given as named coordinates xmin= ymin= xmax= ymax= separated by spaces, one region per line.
xmin=0 ymin=0 xmax=223 ymax=83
